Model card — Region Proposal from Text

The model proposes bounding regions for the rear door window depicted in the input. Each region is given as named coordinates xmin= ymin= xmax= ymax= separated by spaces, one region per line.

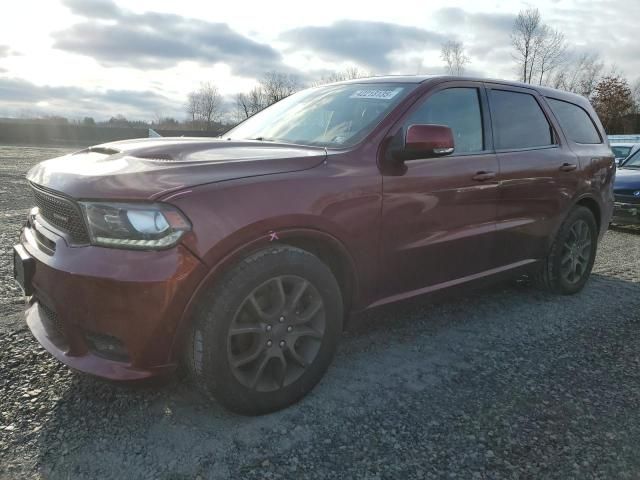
xmin=405 ymin=87 xmax=484 ymax=153
xmin=546 ymin=98 xmax=601 ymax=144
xmin=489 ymin=89 xmax=554 ymax=150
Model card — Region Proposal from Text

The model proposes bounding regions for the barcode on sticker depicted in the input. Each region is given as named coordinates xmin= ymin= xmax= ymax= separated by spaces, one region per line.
xmin=350 ymin=88 xmax=403 ymax=100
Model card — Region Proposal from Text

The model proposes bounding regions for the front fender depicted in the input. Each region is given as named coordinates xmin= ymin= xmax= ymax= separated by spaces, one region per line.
xmin=167 ymin=225 xmax=359 ymax=364
xmin=161 ymin=165 xmax=383 ymax=362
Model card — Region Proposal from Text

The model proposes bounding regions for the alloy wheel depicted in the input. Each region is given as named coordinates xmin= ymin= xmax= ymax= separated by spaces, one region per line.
xmin=227 ymin=275 xmax=326 ymax=392
xmin=560 ymin=219 xmax=592 ymax=284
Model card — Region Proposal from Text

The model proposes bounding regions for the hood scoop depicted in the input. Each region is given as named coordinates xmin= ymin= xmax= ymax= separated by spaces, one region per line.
xmin=76 ymin=146 xmax=121 ymax=156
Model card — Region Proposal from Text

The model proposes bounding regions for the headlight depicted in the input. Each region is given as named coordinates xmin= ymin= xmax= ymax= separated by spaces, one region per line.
xmin=79 ymin=202 xmax=191 ymax=250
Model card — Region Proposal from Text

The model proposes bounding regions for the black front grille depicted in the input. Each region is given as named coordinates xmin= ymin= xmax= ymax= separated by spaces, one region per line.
xmin=30 ymin=183 xmax=89 ymax=243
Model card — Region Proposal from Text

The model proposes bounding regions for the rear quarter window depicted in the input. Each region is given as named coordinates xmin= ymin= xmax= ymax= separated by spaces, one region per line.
xmin=546 ymin=98 xmax=602 ymax=144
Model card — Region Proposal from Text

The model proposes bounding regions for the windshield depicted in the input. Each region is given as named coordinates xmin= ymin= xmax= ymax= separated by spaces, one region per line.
xmin=622 ymin=150 xmax=640 ymax=168
xmin=226 ymin=83 xmax=416 ymax=148
xmin=612 ymin=146 xmax=632 ymax=158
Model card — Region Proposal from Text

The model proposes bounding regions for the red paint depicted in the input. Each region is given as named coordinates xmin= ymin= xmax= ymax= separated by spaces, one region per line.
xmin=17 ymin=76 xmax=615 ymax=380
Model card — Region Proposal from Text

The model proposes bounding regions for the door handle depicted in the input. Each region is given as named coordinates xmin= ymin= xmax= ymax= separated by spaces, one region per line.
xmin=472 ymin=171 xmax=496 ymax=181
xmin=559 ymin=163 xmax=577 ymax=172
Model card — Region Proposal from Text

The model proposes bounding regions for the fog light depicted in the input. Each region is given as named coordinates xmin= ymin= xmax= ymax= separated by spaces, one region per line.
xmin=85 ymin=331 xmax=129 ymax=362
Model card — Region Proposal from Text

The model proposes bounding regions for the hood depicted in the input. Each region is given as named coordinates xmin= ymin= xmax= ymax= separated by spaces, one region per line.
xmin=614 ymin=167 xmax=640 ymax=192
xmin=26 ymin=137 xmax=327 ymax=200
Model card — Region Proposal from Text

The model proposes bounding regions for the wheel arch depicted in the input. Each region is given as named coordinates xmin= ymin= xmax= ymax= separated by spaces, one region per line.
xmin=170 ymin=227 xmax=360 ymax=362
xmin=544 ymin=193 xmax=602 ymax=253
xmin=574 ymin=196 xmax=601 ymax=233
xmin=281 ymin=234 xmax=357 ymax=315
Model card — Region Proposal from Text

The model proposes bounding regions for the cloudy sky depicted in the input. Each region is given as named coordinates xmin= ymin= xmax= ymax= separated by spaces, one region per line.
xmin=0 ymin=0 xmax=636 ymax=121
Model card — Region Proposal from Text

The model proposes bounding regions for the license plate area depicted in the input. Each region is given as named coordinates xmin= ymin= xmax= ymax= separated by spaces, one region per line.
xmin=13 ymin=244 xmax=35 ymax=296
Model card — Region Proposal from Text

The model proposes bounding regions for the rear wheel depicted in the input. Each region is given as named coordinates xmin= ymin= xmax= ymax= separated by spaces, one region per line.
xmin=186 ymin=246 xmax=343 ymax=415
xmin=534 ymin=206 xmax=598 ymax=295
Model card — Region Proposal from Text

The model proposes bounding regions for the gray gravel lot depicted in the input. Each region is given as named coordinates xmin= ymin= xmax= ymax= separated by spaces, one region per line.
xmin=1 ymin=145 xmax=640 ymax=479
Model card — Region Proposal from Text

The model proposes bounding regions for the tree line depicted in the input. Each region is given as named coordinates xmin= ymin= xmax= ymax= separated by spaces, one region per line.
xmin=185 ymin=67 xmax=370 ymax=130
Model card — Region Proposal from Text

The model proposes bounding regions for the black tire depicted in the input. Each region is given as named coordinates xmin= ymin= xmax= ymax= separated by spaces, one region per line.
xmin=533 ymin=206 xmax=598 ymax=295
xmin=186 ymin=246 xmax=343 ymax=415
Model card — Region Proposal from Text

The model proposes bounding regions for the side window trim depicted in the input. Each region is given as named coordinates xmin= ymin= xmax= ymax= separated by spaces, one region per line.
xmin=478 ymin=86 xmax=494 ymax=152
xmin=484 ymin=84 xmax=561 ymax=153
xmin=395 ymin=82 xmax=491 ymax=157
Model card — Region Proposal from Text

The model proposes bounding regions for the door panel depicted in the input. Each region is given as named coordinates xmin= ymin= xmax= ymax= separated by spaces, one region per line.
xmin=379 ymin=154 xmax=500 ymax=298
xmin=493 ymin=147 xmax=579 ymax=265
xmin=378 ymin=82 xmax=500 ymax=300
xmin=486 ymin=84 xmax=580 ymax=266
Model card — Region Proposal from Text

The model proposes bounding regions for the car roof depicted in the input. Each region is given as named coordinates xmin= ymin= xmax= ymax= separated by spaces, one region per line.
xmin=335 ymin=75 xmax=590 ymax=106
xmin=335 ymin=75 xmax=438 ymax=84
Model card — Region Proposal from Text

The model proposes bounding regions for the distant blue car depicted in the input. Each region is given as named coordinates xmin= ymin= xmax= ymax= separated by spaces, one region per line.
xmin=613 ymin=150 xmax=640 ymax=225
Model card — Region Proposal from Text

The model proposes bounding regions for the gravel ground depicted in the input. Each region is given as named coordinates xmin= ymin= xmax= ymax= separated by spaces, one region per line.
xmin=1 ymin=145 xmax=640 ymax=479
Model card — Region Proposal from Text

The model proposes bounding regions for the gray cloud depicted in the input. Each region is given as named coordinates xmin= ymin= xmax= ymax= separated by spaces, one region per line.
xmin=281 ymin=20 xmax=448 ymax=71
xmin=433 ymin=8 xmax=515 ymax=61
xmin=434 ymin=8 xmax=514 ymax=35
xmin=0 ymin=77 xmax=181 ymax=119
xmin=0 ymin=45 xmax=19 ymax=58
xmin=548 ymin=1 xmax=640 ymax=80
xmin=63 ymin=0 xmax=121 ymax=19
xmin=53 ymin=0 xmax=290 ymax=77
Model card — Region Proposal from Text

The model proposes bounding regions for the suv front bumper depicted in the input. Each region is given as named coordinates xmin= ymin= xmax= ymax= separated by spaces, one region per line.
xmin=15 ymin=216 xmax=207 ymax=380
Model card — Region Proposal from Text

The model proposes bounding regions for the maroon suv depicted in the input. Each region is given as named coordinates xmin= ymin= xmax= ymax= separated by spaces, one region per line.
xmin=14 ymin=76 xmax=614 ymax=414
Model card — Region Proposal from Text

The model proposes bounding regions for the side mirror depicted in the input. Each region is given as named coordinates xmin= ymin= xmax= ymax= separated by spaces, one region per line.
xmin=395 ymin=124 xmax=455 ymax=161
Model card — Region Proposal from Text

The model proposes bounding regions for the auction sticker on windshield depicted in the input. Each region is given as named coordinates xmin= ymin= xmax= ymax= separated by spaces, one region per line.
xmin=350 ymin=88 xmax=403 ymax=100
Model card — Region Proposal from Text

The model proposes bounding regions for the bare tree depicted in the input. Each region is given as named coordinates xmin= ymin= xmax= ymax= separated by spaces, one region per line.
xmin=579 ymin=56 xmax=606 ymax=98
xmin=312 ymin=66 xmax=370 ymax=86
xmin=629 ymin=78 xmax=640 ymax=115
xmin=534 ymin=28 xmax=567 ymax=85
xmin=440 ymin=40 xmax=470 ymax=76
xmin=247 ymin=86 xmax=266 ymax=113
xmin=234 ymin=72 xmax=301 ymax=121
xmin=186 ymin=92 xmax=199 ymax=123
xmin=511 ymin=8 xmax=543 ymax=83
xmin=260 ymin=71 xmax=300 ymax=106
xmin=512 ymin=8 xmax=571 ymax=85
xmin=550 ymin=53 xmax=604 ymax=97
xmin=235 ymin=93 xmax=251 ymax=121
xmin=185 ymin=82 xmax=221 ymax=130
xmin=235 ymin=86 xmax=268 ymax=121
xmin=197 ymin=82 xmax=221 ymax=130
xmin=343 ymin=66 xmax=367 ymax=80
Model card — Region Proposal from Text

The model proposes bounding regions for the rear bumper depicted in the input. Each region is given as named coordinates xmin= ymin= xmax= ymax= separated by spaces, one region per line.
xmin=19 ymin=218 xmax=208 ymax=380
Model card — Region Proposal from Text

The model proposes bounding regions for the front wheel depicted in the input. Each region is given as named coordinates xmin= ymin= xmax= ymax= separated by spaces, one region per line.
xmin=186 ymin=246 xmax=343 ymax=415
xmin=534 ymin=206 xmax=598 ymax=295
